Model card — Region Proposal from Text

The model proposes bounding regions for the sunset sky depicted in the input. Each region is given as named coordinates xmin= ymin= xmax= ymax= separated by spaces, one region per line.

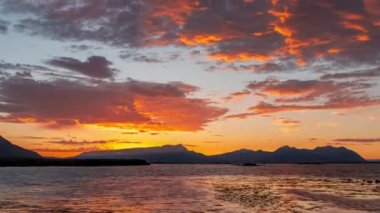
xmin=0 ymin=0 xmax=380 ymax=159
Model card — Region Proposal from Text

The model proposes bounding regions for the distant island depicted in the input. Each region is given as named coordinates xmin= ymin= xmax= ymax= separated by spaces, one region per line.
xmin=0 ymin=136 xmax=367 ymax=166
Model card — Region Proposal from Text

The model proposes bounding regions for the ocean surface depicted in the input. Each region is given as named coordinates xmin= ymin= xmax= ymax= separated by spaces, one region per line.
xmin=0 ymin=164 xmax=379 ymax=212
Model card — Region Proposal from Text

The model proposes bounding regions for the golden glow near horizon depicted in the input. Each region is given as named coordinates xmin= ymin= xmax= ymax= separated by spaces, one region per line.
xmin=0 ymin=0 xmax=380 ymax=159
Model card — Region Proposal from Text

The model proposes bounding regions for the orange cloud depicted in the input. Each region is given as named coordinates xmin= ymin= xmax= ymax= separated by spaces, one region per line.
xmin=208 ymin=52 xmax=272 ymax=62
xmin=179 ymin=34 xmax=224 ymax=46
xmin=268 ymin=8 xmax=291 ymax=24
xmin=355 ymin=34 xmax=370 ymax=42
xmin=5 ymin=0 xmax=379 ymax=69
xmin=222 ymin=90 xmax=251 ymax=102
xmin=226 ymin=75 xmax=380 ymax=119
xmin=0 ymin=76 xmax=227 ymax=132
xmin=149 ymin=0 xmax=199 ymax=25
xmin=327 ymin=48 xmax=342 ymax=54
xmin=2 ymin=0 xmax=379 ymax=68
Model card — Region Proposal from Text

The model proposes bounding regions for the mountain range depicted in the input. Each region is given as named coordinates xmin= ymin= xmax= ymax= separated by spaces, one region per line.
xmin=0 ymin=136 xmax=366 ymax=163
xmin=77 ymin=144 xmax=366 ymax=163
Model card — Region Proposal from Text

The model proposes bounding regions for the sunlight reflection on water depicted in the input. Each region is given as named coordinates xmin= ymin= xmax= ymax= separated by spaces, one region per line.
xmin=0 ymin=164 xmax=379 ymax=212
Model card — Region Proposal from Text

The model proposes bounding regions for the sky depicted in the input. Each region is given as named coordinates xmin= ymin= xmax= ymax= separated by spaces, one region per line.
xmin=0 ymin=0 xmax=379 ymax=159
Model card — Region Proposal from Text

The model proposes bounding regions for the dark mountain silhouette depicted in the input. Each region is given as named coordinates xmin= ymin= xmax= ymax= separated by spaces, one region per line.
xmin=211 ymin=145 xmax=365 ymax=163
xmin=209 ymin=149 xmax=271 ymax=163
xmin=77 ymin=144 xmax=209 ymax=163
xmin=0 ymin=136 xmax=41 ymax=159
xmin=0 ymin=136 xmax=148 ymax=166
xmin=0 ymin=136 xmax=366 ymax=164
xmin=78 ymin=144 xmax=366 ymax=163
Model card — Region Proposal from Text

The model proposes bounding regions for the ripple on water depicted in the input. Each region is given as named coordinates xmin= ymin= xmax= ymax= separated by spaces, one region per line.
xmin=0 ymin=164 xmax=379 ymax=212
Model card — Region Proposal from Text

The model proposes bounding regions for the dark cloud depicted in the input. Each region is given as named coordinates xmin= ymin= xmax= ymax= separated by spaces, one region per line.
xmin=122 ymin=131 xmax=139 ymax=135
xmin=116 ymin=141 xmax=142 ymax=144
xmin=203 ymin=141 xmax=221 ymax=144
xmin=246 ymin=98 xmax=380 ymax=115
xmin=49 ymin=140 xmax=111 ymax=146
xmin=0 ymin=19 xmax=8 ymax=33
xmin=334 ymin=138 xmax=380 ymax=143
xmin=0 ymin=75 xmax=227 ymax=131
xmin=226 ymin=91 xmax=380 ymax=119
xmin=277 ymin=117 xmax=300 ymax=125
xmin=9 ymin=136 xmax=49 ymax=140
xmin=47 ymin=56 xmax=117 ymax=79
xmin=120 ymin=52 xmax=164 ymax=63
xmin=206 ymin=62 xmax=296 ymax=73
xmin=183 ymin=144 xmax=199 ymax=147
xmin=69 ymin=44 xmax=92 ymax=51
xmin=3 ymin=0 xmax=380 ymax=69
xmin=0 ymin=61 xmax=52 ymax=72
xmin=33 ymin=147 xmax=102 ymax=153
xmin=321 ymin=67 xmax=380 ymax=80
xmin=120 ymin=51 xmax=182 ymax=63
xmin=1 ymin=0 xmax=380 ymax=123
xmin=4 ymin=0 xmax=186 ymax=47
xmin=66 ymin=44 xmax=101 ymax=52
xmin=245 ymin=78 xmax=374 ymax=103
xmin=48 ymin=139 xmax=141 ymax=146
xmin=122 ymin=130 xmax=159 ymax=136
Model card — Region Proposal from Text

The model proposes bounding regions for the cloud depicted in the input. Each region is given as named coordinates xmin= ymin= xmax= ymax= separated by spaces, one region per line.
xmin=0 ymin=19 xmax=8 ymax=33
xmin=120 ymin=50 xmax=182 ymax=63
xmin=33 ymin=147 xmax=102 ymax=153
xmin=248 ymin=99 xmax=380 ymax=115
xmin=206 ymin=62 xmax=294 ymax=73
xmin=67 ymin=44 xmax=101 ymax=52
xmin=3 ymin=0 xmax=380 ymax=69
xmin=227 ymin=96 xmax=380 ymax=119
xmin=273 ymin=117 xmax=301 ymax=133
xmin=1 ymin=0 xmax=380 ymax=124
xmin=183 ymin=144 xmax=199 ymax=147
xmin=222 ymin=90 xmax=251 ymax=101
xmin=116 ymin=141 xmax=142 ymax=144
xmin=4 ymin=0 xmax=195 ymax=47
xmin=321 ymin=67 xmax=380 ymax=80
xmin=120 ymin=51 xmax=163 ymax=63
xmin=225 ymin=75 xmax=380 ymax=119
xmin=49 ymin=140 xmax=111 ymax=146
xmin=47 ymin=56 xmax=117 ymax=79
xmin=334 ymin=138 xmax=380 ymax=143
xmin=246 ymin=79 xmax=372 ymax=102
xmin=167 ymin=81 xmax=199 ymax=94
xmin=203 ymin=141 xmax=221 ymax=144
xmin=0 ymin=61 xmax=52 ymax=72
xmin=122 ymin=131 xmax=139 ymax=135
xmin=0 ymin=75 xmax=227 ymax=131
xmin=48 ymin=139 xmax=141 ymax=146
xmin=245 ymin=78 xmax=376 ymax=103
xmin=9 ymin=136 xmax=50 ymax=140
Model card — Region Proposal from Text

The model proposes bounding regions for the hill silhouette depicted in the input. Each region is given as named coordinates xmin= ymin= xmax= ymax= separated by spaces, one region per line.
xmin=0 ymin=136 xmax=367 ymax=164
xmin=77 ymin=144 xmax=209 ymax=163
xmin=0 ymin=136 xmax=41 ymax=159
xmin=0 ymin=136 xmax=149 ymax=166
xmin=78 ymin=144 xmax=366 ymax=164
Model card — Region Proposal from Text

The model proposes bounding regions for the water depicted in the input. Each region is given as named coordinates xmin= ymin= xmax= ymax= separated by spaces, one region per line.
xmin=0 ymin=164 xmax=379 ymax=212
